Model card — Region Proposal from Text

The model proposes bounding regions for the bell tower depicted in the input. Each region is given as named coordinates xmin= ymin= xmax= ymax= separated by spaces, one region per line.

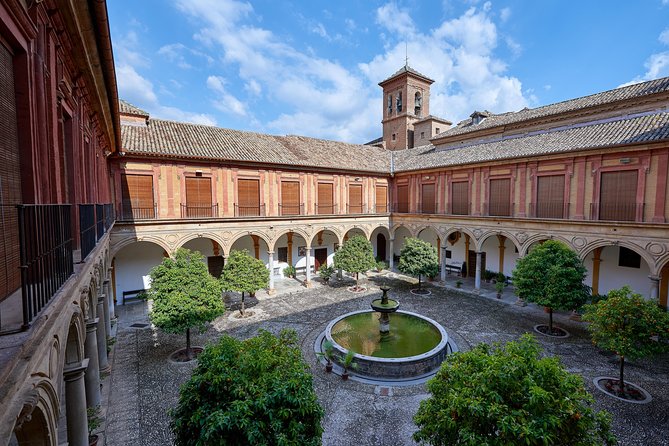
xmin=379 ymin=65 xmax=434 ymax=150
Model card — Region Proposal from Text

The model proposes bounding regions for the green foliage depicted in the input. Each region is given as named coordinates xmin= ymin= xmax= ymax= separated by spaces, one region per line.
xmin=495 ymin=272 xmax=506 ymax=283
xmin=512 ymin=241 xmax=589 ymax=329
xmin=376 ymin=260 xmax=388 ymax=271
xmin=583 ymin=286 xmax=669 ymax=361
xmin=414 ymin=334 xmax=616 ymax=446
xmin=398 ymin=238 xmax=439 ymax=289
xmin=333 ymin=235 xmax=376 ymax=288
xmin=148 ymin=248 xmax=225 ymax=336
xmin=171 ymin=329 xmax=324 ymax=446
xmin=495 ymin=280 xmax=505 ymax=294
xmin=318 ymin=264 xmax=335 ymax=281
xmin=222 ymin=250 xmax=270 ymax=295
xmin=283 ymin=265 xmax=296 ymax=278
xmin=316 ymin=340 xmax=334 ymax=364
xmin=87 ymin=405 xmax=102 ymax=437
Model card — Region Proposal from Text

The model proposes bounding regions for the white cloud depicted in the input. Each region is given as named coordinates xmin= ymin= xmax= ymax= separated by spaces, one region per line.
xmin=244 ymin=79 xmax=262 ymax=97
xmin=620 ymin=28 xmax=669 ymax=86
xmin=311 ymin=23 xmax=328 ymax=38
xmin=659 ymin=28 xmax=669 ymax=46
xmin=500 ymin=7 xmax=511 ymax=23
xmin=206 ymin=75 xmax=248 ymax=117
xmin=505 ymin=36 xmax=522 ymax=58
xmin=375 ymin=2 xmax=415 ymax=37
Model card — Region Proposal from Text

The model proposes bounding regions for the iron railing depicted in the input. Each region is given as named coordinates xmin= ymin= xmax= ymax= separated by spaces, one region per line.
xmin=118 ymin=201 xmax=157 ymax=221
xmin=279 ymin=203 xmax=304 ymax=216
xmin=96 ymin=204 xmax=104 ymax=240
xmin=447 ymin=201 xmax=470 ymax=216
xmin=315 ymin=204 xmax=335 ymax=215
xmin=79 ymin=204 xmax=96 ymax=261
xmin=530 ymin=201 xmax=569 ymax=219
xmin=485 ymin=202 xmax=514 ymax=217
xmin=181 ymin=203 xmax=218 ymax=218
xmin=104 ymin=203 xmax=115 ymax=231
xmin=373 ymin=204 xmax=389 ymax=213
xmin=393 ymin=202 xmax=410 ymax=213
xmin=417 ymin=201 xmax=437 ymax=214
xmin=346 ymin=204 xmax=366 ymax=214
xmin=234 ymin=204 xmax=265 ymax=217
xmin=590 ymin=202 xmax=643 ymax=222
xmin=18 ymin=204 xmax=73 ymax=329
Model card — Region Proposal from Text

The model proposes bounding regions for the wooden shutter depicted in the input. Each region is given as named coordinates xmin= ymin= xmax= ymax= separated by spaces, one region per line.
xmin=237 ymin=179 xmax=260 ymax=216
xmin=348 ymin=184 xmax=363 ymax=213
xmin=375 ymin=185 xmax=387 ymax=213
xmin=600 ymin=171 xmax=637 ymax=221
xmin=0 ymin=42 xmax=21 ymax=301
xmin=451 ymin=181 xmax=469 ymax=215
xmin=489 ymin=178 xmax=511 ymax=216
xmin=536 ymin=175 xmax=565 ymax=218
xmin=185 ymin=177 xmax=212 ymax=217
xmin=421 ymin=184 xmax=436 ymax=213
xmin=121 ymin=174 xmax=154 ymax=219
xmin=317 ymin=183 xmax=333 ymax=214
xmin=397 ymin=185 xmax=409 ymax=213
xmin=281 ymin=181 xmax=300 ymax=215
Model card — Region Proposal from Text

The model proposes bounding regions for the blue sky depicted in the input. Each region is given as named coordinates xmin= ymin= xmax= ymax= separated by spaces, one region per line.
xmin=108 ymin=0 xmax=669 ymax=144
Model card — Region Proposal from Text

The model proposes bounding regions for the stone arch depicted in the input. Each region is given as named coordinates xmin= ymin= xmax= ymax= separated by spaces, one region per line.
xmin=343 ymin=224 xmax=371 ymax=240
xmin=175 ymin=232 xmax=227 ymax=254
xmin=111 ymin=236 xmax=170 ymax=258
xmin=64 ymin=313 xmax=84 ymax=366
xmin=370 ymin=225 xmax=391 ymax=262
xmin=477 ymin=230 xmax=522 ymax=253
xmin=390 ymin=223 xmax=415 ymax=239
xmin=12 ymin=380 xmax=59 ymax=446
xmin=111 ymin=240 xmax=168 ymax=305
xmin=78 ymin=286 xmax=96 ymax=322
xmin=249 ymin=228 xmax=299 ymax=253
xmin=519 ymin=233 xmax=575 ymax=258
xmin=307 ymin=225 xmax=343 ymax=248
xmin=416 ymin=225 xmax=443 ymax=243
xmin=478 ymin=231 xmax=523 ymax=277
xmin=580 ymin=240 xmax=656 ymax=275
xmin=442 ymin=227 xmax=480 ymax=251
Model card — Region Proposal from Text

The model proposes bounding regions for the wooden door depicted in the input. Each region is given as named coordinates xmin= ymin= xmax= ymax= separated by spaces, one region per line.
xmin=451 ymin=181 xmax=469 ymax=215
xmin=397 ymin=184 xmax=409 ymax=213
xmin=377 ymin=233 xmax=387 ymax=261
xmin=467 ymin=250 xmax=486 ymax=278
xmin=489 ymin=178 xmax=511 ymax=216
xmin=348 ymin=184 xmax=363 ymax=213
xmin=121 ymin=174 xmax=155 ymax=219
xmin=237 ymin=179 xmax=260 ymax=216
xmin=317 ymin=183 xmax=333 ymax=214
xmin=314 ymin=248 xmax=328 ymax=271
xmin=185 ymin=177 xmax=212 ymax=217
xmin=281 ymin=181 xmax=300 ymax=215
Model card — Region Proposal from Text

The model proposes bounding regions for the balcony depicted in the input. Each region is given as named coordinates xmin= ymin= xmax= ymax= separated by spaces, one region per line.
xmin=316 ymin=204 xmax=336 ymax=215
xmin=118 ymin=201 xmax=157 ymax=221
xmin=181 ymin=203 xmax=219 ymax=218
xmin=484 ymin=202 xmax=514 ymax=217
xmin=590 ymin=202 xmax=643 ymax=222
xmin=279 ymin=203 xmax=304 ymax=216
xmin=346 ymin=204 xmax=366 ymax=215
xmin=234 ymin=204 xmax=266 ymax=217
xmin=530 ymin=201 xmax=569 ymax=219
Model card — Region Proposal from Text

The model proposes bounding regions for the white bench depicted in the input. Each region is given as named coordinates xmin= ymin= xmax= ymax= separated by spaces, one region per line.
xmin=444 ymin=261 xmax=464 ymax=275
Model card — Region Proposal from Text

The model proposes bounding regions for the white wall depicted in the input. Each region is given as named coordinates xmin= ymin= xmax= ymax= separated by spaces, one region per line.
xmin=181 ymin=238 xmax=215 ymax=257
xmin=584 ymin=246 xmax=651 ymax=297
xmin=113 ymin=242 xmax=165 ymax=305
xmin=443 ymin=233 xmax=467 ymax=264
xmin=480 ymin=236 xmax=520 ymax=276
xmin=393 ymin=227 xmax=412 ymax=256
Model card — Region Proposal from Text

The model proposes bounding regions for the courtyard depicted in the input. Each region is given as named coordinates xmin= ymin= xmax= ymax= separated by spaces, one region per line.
xmin=103 ymin=274 xmax=669 ymax=446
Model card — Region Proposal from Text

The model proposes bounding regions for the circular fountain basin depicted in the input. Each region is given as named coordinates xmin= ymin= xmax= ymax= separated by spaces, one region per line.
xmin=324 ymin=310 xmax=449 ymax=379
xmin=370 ymin=298 xmax=400 ymax=313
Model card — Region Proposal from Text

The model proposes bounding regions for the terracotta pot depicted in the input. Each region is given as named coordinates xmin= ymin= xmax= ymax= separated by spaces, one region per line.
xmin=496 ymin=293 xmax=501 ymax=299
xmin=325 ymin=362 xmax=333 ymax=373
xmin=89 ymin=435 xmax=99 ymax=446
xmin=342 ymin=371 xmax=349 ymax=380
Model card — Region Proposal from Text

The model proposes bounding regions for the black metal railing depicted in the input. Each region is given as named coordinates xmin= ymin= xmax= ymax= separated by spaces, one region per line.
xmin=590 ymin=202 xmax=643 ymax=222
xmin=118 ymin=201 xmax=157 ymax=221
xmin=485 ymin=202 xmax=514 ymax=217
xmin=18 ymin=204 xmax=73 ymax=329
xmin=530 ymin=201 xmax=568 ymax=219
xmin=96 ymin=204 xmax=104 ymax=240
xmin=316 ymin=204 xmax=335 ymax=215
xmin=393 ymin=202 xmax=410 ymax=213
xmin=417 ymin=201 xmax=437 ymax=214
xmin=79 ymin=204 xmax=96 ymax=261
xmin=447 ymin=201 xmax=470 ymax=216
xmin=234 ymin=204 xmax=265 ymax=217
xmin=279 ymin=203 xmax=304 ymax=216
xmin=181 ymin=203 xmax=218 ymax=218
xmin=104 ymin=203 xmax=115 ymax=231
xmin=346 ymin=204 xmax=366 ymax=214
xmin=373 ymin=204 xmax=389 ymax=213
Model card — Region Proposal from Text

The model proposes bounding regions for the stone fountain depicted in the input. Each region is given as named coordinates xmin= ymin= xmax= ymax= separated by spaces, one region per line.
xmin=370 ymin=285 xmax=399 ymax=333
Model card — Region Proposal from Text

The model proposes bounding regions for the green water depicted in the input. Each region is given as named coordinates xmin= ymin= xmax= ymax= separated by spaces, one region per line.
xmin=331 ymin=312 xmax=441 ymax=358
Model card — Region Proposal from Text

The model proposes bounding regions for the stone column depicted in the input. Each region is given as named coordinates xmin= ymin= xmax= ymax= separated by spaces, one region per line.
xmin=305 ymin=247 xmax=312 ymax=288
xmin=84 ymin=318 xmax=101 ymax=408
xmin=106 ymin=274 xmax=116 ymax=320
xmin=96 ymin=298 xmax=110 ymax=372
xmin=64 ymin=359 xmax=90 ymax=446
xmin=440 ymin=246 xmax=447 ymax=282
xmin=388 ymin=238 xmax=395 ymax=270
xmin=649 ymin=275 xmax=660 ymax=300
xmin=267 ymin=251 xmax=276 ymax=295
xmin=591 ymin=248 xmax=602 ymax=296
xmin=102 ymin=286 xmax=112 ymax=339
xmin=474 ymin=251 xmax=482 ymax=291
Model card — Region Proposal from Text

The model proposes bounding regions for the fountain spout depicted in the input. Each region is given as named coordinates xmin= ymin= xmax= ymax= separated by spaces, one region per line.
xmin=370 ymin=286 xmax=400 ymax=334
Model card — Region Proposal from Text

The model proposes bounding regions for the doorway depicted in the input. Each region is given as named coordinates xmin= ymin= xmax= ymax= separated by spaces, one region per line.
xmin=314 ymin=248 xmax=328 ymax=271
xmin=467 ymin=250 xmax=486 ymax=278
xmin=376 ymin=233 xmax=387 ymax=261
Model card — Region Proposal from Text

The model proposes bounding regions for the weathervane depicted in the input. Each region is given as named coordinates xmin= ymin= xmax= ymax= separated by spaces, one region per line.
xmin=405 ymin=41 xmax=409 ymax=67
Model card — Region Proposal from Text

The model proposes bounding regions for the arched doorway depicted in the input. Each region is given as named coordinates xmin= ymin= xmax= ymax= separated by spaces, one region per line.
xmin=112 ymin=241 xmax=167 ymax=305
xmin=583 ymin=244 xmax=652 ymax=297
xmin=181 ymin=237 xmax=224 ymax=278
xmin=13 ymin=405 xmax=53 ymax=446
xmin=376 ymin=233 xmax=387 ymax=261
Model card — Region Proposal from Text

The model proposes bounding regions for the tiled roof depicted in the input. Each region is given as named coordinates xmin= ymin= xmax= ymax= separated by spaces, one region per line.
xmin=379 ymin=65 xmax=435 ymax=85
xmin=436 ymin=76 xmax=669 ymax=139
xmin=394 ymin=112 xmax=669 ymax=172
xmin=119 ymin=100 xmax=149 ymax=117
xmin=414 ymin=115 xmax=452 ymax=125
xmin=121 ymin=118 xmax=391 ymax=174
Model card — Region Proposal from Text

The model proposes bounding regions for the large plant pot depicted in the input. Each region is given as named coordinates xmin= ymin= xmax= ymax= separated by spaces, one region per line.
xmin=89 ymin=435 xmax=99 ymax=446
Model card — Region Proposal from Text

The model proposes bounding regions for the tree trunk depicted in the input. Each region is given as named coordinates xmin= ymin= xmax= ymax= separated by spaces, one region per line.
xmin=548 ymin=308 xmax=553 ymax=333
xmin=240 ymin=291 xmax=245 ymax=315
xmin=418 ymin=275 xmax=422 ymax=290
xmin=619 ymin=355 xmax=625 ymax=392
xmin=186 ymin=328 xmax=192 ymax=360
xmin=355 ymin=272 xmax=359 ymax=290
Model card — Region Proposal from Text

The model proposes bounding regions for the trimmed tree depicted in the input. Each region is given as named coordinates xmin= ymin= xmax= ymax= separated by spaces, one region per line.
xmin=414 ymin=334 xmax=616 ymax=446
xmin=333 ymin=235 xmax=376 ymax=291
xmin=148 ymin=248 xmax=224 ymax=360
xmin=221 ymin=249 xmax=269 ymax=315
xmin=398 ymin=237 xmax=439 ymax=290
xmin=582 ymin=286 xmax=669 ymax=397
xmin=171 ymin=329 xmax=324 ymax=446
xmin=512 ymin=240 xmax=590 ymax=334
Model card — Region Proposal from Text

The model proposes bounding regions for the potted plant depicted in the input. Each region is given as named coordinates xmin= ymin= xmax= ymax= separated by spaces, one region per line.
xmin=316 ymin=340 xmax=335 ymax=372
xmin=318 ymin=265 xmax=334 ymax=284
xmin=283 ymin=265 xmax=296 ymax=279
xmin=495 ymin=272 xmax=506 ymax=284
xmin=455 ymin=280 xmax=463 ymax=289
xmin=495 ymin=280 xmax=505 ymax=299
xmin=341 ymin=349 xmax=357 ymax=380
xmin=87 ymin=405 xmax=102 ymax=446
xmin=376 ymin=260 xmax=388 ymax=272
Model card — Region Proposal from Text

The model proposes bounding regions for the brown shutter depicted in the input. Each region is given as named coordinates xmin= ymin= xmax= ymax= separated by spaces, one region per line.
xmin=375 ymin=185 xmax=387 ymax=213
xmin=451 ymin=181 xmax=469 ymax=215
xmin=600 ymin=171 xmax=637 ymax=221
xmin=397 ymin=185 xmax=409 ymax=213
xmin=536 ymin=175 xmax=565 ymax=218
xmin=421 ymin=183 xmax=436 ymax=213
xmin=489 ymin=178 xmax=511 ymax=216
xmin=317 ymin=183 xmax=333 ymax=214
xmin=237 ymin=179 xmax=260 ymax=216
xmin=0 ymin=42 xmax=21 ymax=301
xmin=281 ymin=181 xmax=300 ymax=215
xmin=121 ymin=174 xmax=154 ymax=219
xmin=185 ymin=177 xmax=212 ymax=217
xmin=348 ymin=184 xmax=363 ymax=213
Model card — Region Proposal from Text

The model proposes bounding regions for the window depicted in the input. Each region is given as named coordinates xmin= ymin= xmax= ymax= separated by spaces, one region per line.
xmin=435 ymin=127 xmax=440 ymax=134
xmin=535 ymin=175 xmax=565 ymax=218
xmin=445 ymin=250 xmax=452 ymax=259
xmin=396 ymin=91 xmax=402 ymax=112
xmin=450 ymin=181 xmax=469 ymax=215
xmin=397 ymin=185 xmax=409 ymax=213
xmin=618 ymin=247 xmax=641 ymax=268
xmin=348 ymin=184 xmax=363 ymax=213
xmin=278 ymin=247 xmax=288 ymax=263
xmin=420 ymin=131 xmax=425 ymax=139
xmin=121 ymin=174 xmax=155 ymax=219
xmin=421 ymin=183 xmax=436 ymax=214
xmin=185 ymin=176 xmax=213 ymax=217
xmin=317 ymin=182 xmax=334 ymax=214
xmin=488 ymin=178 xmax=511 ymax=216
xmin=391 ymin=133 xmax=396 ymax=141
xmin=387 ymin=94 xmax=392 ymax=115
xmin=237 ymin=178 xmax=261 ymax=216
xmin=414 ymin=92 xmax=422 ymax=116
xmin=280 ymin=181 xmax=300 ymax=215
xmin=375 ymin=185 xmax=388 ymax=213
xmin=599 ymin=171 xmax=638 ymax=221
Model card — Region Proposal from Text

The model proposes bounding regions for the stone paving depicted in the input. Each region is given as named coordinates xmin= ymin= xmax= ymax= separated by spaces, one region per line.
xmin=103 ymin=273 xmax=669 ymax=446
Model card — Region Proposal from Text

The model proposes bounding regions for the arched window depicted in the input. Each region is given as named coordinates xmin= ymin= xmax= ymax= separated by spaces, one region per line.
xmin=387 ymin=95 xmax=392 ymax=115
xmin=396 ymin=91 xmax=402 ymax=113
xmin=414 ymin=92 xmax=422 ymax=116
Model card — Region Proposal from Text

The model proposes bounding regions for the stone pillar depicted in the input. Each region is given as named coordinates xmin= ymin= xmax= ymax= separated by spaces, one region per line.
xmin=96 ymin=298 xmax=110 ymax=372
xmin=84 ymin=318 xmax=101 ymax=408
xmin=64 ymin=359 xmax=90 ymax=446
xmin=305 ymin=247 xmax=312 ymax=288
xmin=106 ymin=274 xmax=116 ymax=320
xmin=388 ymin=238 xmax=394 ymax=270
xmin=102 ymin=286 xmax=112 ymax=339
xmin=440 ymin=246 xmax=447 ymax=282
xmin=591 ymin=247 xmax=602 ymax=296
xmin=649 ymin=275 xmax=660 ymax=300
xmin=497 ymin=235 xmax=506 ymax=275
xmin=267 ymin=251 xmax=276 ymax=295
xmin=474 ymin=251 xmax=482 ymax=291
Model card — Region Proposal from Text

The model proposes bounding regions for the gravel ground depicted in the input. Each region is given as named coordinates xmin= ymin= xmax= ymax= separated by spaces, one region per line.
xmin=104 ymin=274 xmax=669 ymax=446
